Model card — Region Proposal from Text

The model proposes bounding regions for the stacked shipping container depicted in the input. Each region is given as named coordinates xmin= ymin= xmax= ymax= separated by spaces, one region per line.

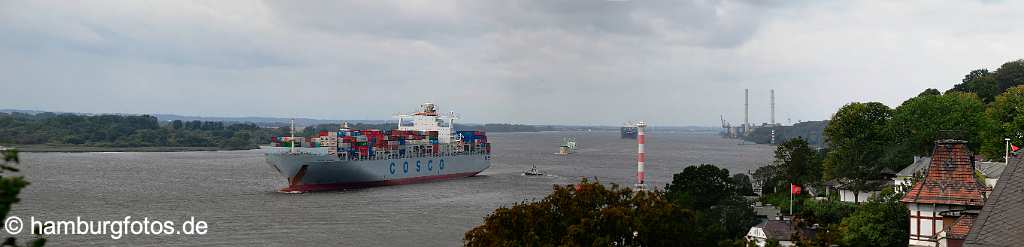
xmin=270 ymin=129 xmax=491 ymax=160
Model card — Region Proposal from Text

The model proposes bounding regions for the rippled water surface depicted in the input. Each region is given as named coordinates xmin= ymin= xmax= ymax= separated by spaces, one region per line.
xmin=10 ymin=131 xmax=774 ymax=246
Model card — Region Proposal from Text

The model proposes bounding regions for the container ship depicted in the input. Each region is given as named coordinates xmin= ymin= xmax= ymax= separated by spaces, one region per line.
xmin=265 ymin=103 xmax=491 ymax=192
xmin=621 ymin=124 xmax=638 ymax=139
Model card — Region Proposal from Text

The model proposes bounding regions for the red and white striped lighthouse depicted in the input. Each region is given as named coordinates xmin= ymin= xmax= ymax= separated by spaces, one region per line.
xmin=636 ymin=121 xmax=647 ymax=189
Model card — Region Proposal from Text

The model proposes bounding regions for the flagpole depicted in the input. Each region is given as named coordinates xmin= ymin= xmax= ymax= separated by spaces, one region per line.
xmin=1006 ymin=138 xmax=1011 ymax=165
xmin=789 ymin=183 xmax=793 ymax=217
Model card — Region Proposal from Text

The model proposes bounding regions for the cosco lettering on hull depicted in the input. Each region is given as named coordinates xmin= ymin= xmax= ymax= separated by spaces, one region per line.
xmin=389 ymin=159 xmax=446 ymax=175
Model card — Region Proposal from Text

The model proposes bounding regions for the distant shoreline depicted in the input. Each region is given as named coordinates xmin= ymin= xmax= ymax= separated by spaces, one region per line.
xmin=5 ymin=144 xmax=255 ymax=153
xmin=5 ymin=130 xmax=721 ymax=153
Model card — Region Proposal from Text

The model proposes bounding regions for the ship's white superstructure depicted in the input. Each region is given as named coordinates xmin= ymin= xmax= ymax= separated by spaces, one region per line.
xmin=396 ymin=103 xmax=457 ymax=143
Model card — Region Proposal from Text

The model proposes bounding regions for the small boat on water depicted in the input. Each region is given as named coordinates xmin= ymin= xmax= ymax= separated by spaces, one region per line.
xmin=523 ymin=165 xmax=544 ymax=176
xmin=558 ymin=137 xmax=577 ymax=155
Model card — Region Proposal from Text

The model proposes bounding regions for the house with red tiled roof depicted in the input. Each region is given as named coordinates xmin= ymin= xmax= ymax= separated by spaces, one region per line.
xmin=937 ymin=211 xmax=977 ymax=247
xmin=900 ymin=140 xmax=988 ymax=247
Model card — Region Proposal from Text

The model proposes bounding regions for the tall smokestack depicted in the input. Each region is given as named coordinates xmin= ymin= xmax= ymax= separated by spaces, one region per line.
xmin=289 ymin=118 xmax=296 ymax=154
xmin=636 ymin=121 xmax=647 ymax=190
xmin=770 ymin=89 xmax=775 ymax=125
xmin=744 ymin=89 xmax=749 ymax=134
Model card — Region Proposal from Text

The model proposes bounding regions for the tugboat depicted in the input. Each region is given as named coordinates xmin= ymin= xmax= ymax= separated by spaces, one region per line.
xmin=523 ymin=165 xmax=544 ymax=176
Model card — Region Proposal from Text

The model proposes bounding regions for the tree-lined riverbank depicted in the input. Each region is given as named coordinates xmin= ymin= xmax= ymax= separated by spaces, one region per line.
xmin=6 ymin=144 xmax=234 ymax=153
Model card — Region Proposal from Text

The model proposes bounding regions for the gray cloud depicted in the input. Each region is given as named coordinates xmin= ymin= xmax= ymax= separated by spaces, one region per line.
xmin=2 ymin=0 xmax=1023 ymax=125
xmin=265 ymin=0 xmax=775 ymax=48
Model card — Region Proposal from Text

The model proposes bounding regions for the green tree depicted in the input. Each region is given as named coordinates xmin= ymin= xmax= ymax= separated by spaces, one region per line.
xmin=964 ymin=68 xmax=992 ymax=83
xmin=698 ymin=195 xmax=758 ymax=245
xmin=797 ymin=199 xmax=857 ymax=227
xmin=718 ymin=238 xmax=758 ymax=247
xmin=752 ymin=164 xmax=781 ymax=195
xmin=839 ymin=188 xmax=909 ymax=247
xmin=980 ymin=85 xmax=1024 ymax=160
xmin=732 ymin=173 xmax=755 ymax=196
xmin=995 ymin=59 xmax=1024 ymax=92
xmin=889 ymin=91 xmax=987 ymax=158
xmin=665 ymin=164 xmax=737 ymax=210
xmin=823 ymin=102 xmax=893 ymax=203
xmin=463 ymin=180 xmax=700 ymax=246
xmin=0 ymin=149 xmax=46 ymax=247
xmin=665 ymin=164 xmax=758 ymax=244
xmin=772 ymin=138 xmax=821 ymax=188
xmin=0 ymin=113 xmax=275 ymax=149
xmin=917 ymin=88 xmax=941 ymax=97
xmin=220 ymin=132 xmax=255 ymax=150
xmin=949 ymin=69 xmax=999 ymax=103
xmin=796 ymin=224 xmax=843 ymax=247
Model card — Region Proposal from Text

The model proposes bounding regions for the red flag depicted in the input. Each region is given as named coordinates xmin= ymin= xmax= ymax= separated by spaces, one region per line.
xmin=1013 ymin=144 xmax=1020 ymax=152
xmin=790 ymin=184 xmax=801 ymax=195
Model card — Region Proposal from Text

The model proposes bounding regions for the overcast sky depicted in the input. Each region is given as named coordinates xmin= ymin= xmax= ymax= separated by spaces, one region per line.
xmin=2 ymin=1 xmax=1023 ymax=126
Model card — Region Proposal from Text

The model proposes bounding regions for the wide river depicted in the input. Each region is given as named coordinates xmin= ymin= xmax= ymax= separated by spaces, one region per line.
xmin=9 ymin=131 xmax=774 ymax=246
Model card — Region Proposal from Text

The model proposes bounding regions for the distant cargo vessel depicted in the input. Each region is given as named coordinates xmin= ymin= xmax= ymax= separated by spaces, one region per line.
xmin=621 ymin=125 xmax=638 ymax=139
xmin=265 ymin=103 xmax=491 ymax=192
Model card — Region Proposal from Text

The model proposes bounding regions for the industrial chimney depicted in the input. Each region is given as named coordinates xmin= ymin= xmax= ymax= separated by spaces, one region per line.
xmin=744 ymin=89 xmax=750 ymax=134
xmin=770 ymin=89 xmax=775 ymax=125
